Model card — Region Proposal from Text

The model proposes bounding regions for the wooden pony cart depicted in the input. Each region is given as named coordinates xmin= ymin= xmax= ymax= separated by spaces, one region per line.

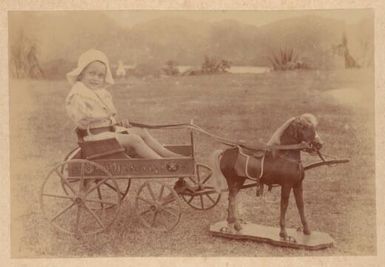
xmin=40 ymin=122 xmax=349 ymax=242
xmin=40 ymin=124 xmax=221 ymax=237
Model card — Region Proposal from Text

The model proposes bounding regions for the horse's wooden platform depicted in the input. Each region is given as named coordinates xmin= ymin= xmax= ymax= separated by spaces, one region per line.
xmin=210 ymin=221 xmax=334 ymax=250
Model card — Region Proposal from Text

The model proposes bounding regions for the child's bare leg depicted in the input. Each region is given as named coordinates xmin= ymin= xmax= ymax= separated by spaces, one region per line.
xmin=115 ymin=133 xmax=161 ymax=159
xmin=128 ymin=127 xmax=182 ymax=158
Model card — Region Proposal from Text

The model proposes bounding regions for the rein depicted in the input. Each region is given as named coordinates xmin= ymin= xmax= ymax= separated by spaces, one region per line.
xmin=128 ymin=121 xmax=311 ymax=152
xmin=130 ymin=121 xmax=237 ymax=146
xmin=277 ymin=152 xmax=302 ymax=165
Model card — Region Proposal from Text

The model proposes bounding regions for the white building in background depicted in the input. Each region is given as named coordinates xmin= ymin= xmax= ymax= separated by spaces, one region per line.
xmin=116 ymin=60 xmax=127 ymax=78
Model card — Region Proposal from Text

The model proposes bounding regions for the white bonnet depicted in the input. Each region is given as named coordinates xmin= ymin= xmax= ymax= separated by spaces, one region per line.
xmin=66 ymin=49 xmax=114 ymax=86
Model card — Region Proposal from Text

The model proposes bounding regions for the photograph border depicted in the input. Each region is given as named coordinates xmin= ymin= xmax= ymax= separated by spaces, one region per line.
xmin=1 ymin=0 xmax=384 ymax=266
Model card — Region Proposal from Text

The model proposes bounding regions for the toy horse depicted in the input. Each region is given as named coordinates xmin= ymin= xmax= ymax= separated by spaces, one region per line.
xmin=211 ymin=113 xmax=323 ymax=240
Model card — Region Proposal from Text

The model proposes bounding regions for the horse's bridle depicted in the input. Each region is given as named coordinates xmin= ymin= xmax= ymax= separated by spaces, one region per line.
xmin=303 ymin=141 xmax=326 ymax=162
xmin=278 ymin=140 xmax=324 ymax=165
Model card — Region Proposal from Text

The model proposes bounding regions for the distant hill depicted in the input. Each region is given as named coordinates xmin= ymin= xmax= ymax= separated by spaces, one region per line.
xmin=9 ymin=12 xmax=374 ymax=75
xmin=9 ymin=11 xmax=122 ymax=63
xmin=119 ymin=16 xmax=213 ymax=65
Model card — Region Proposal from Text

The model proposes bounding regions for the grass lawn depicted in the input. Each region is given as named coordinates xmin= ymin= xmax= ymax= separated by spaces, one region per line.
xmin=10 ymin=69 xmax=376 ymax=257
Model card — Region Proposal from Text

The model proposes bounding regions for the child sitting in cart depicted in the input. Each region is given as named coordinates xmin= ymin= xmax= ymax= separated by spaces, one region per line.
xmin=65 ymin=49 xmax=182 ymax=159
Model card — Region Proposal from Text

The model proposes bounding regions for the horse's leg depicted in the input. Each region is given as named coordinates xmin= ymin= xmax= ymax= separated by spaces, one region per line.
xmin=233 ymin=189 xmax=243 ymax=231
xmin=227 ymin=187 xmax=237 ymax=223
xmin=233 ymin=177 xmax=246 ymax=230
xmin=279 ymin=184 xmax=292 ymax=239
xmin=293 ymin=182 xmax=311 ymax=235
xmin=227 ymin=186 xmax=242 ymax=231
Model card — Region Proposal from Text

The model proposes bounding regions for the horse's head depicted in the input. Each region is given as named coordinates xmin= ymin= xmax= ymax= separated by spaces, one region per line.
xmin=268 ymin=113 xmax=323 ymax=154
xmin=282 ymin=113 xmax=323 ymax=153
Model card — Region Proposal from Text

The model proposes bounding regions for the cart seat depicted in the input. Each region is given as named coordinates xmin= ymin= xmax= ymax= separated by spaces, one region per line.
xmin=79 ymin=138 xmax=132 ymax=160
xmin=75 ymin=128 xmax=137 ymax=160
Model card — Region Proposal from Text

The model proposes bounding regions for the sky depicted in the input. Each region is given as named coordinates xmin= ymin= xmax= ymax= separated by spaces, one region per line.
xmin=107 ymin=9 xmax=372 ymax=28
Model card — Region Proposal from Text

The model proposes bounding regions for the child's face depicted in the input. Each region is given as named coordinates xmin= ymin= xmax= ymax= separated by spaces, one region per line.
xmin=79 ymin=61 xmax=106 ymax=90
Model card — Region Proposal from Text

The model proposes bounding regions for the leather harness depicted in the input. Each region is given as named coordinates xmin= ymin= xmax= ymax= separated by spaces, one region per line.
xmin=236 ymin=146 xmax=266 ymax=181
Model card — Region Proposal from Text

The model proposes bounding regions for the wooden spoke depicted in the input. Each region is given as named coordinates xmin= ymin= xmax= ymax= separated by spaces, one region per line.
xmin=157 ymin=213 xmax=168 ymax=230
xmin=146 ymin=183 xmax=156 ymax=201
xmin=201 ymin=173 xmax=212 ymax=185
xmin=158 ymin=184 xmax=165 ymax=201
xmin=104 ymin=179 xmax=131 ymax=201
xmin=41 ymin=159 xmax=121 ymax=236
xmin=75 ymin=205 xmax=82 ymax=235
xmin=83 ymin=203 xmax=105 ymax=229
xmin=67 ymin=178 xmax=80 ymax=183
xmin=137 ymin=196 xmax=155 ymax=206
xmin=80 ymin=161 xmax=85 ymax=182
xmin=158 ymin=206 xmax=178 ymax=218
xmin=181 ymin=191 xmax=221 ymax=210
xmin=50 ymin=202 xmax=75 ymax=222
xmin=54 ymin=168 xmax=66 ymax=180
xmin=199 ymin=195 xmax=204 ymax=209
xmin=135 ymin=181 xmax=181 ymax=231
xmin=188 ymin=176 xmax=197 ymax=184
xmin=76 ymin=162 xmax=86 ymax=193
xmin=42 ymin=193 xmax=74 ymax=201
xmin=150 ymin=211 xmax=158 ymax=227
xmin=86 ymin=177 xmax=111 ymax=196
xmin=55 ymin=169 xmax=76 ymax=195
xmin=96 ymin=187 xmax=104 ymax=209
xmin=180 ymin=162 xmax=221 ymax=210
xmin=197 ymin=164 xmax=212 ymax=185
xmin=205 ymin=193 xmax=216 ymax=204
xmin=161 ymin=197 xmax=176 ymax=206
xmin=103 ymin=181 xmax=123 ymax=196
xmin=139 ymin=208 xmax=153 ymax=217
xmin=84 ymin=198 xmax=118 ymax=206
xmin=186 ymin=195 xmax=194 ymax=204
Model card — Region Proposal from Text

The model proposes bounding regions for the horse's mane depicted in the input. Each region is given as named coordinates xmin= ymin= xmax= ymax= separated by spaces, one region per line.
xmin=267 ymin=117 xmax=296 ymax=146
xmin=300 ymin=113 xmax=318 ymax=127
xmin=266 ymin=113 xmax=318 ymax=146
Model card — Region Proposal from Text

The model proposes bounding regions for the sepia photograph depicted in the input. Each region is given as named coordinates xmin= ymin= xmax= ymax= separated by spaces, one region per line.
xmin=7 ymin=8 xmax=377 ymax=259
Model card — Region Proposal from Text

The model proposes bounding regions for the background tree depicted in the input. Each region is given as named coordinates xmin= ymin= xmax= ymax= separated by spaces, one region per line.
xmin=10 ymin=31 xmax=44 ymax=79
xmin=332 ymin=33 xmax=360 ymax=69
xmin=162 ymin=60 xmax=179 ymax=76
xmin=201 ymin=56 xmax=231 ymax=74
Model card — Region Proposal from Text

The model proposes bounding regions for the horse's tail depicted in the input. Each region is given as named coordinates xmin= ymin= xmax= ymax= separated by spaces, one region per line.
xmin=209 ymin=149 xmax=228 ymax=193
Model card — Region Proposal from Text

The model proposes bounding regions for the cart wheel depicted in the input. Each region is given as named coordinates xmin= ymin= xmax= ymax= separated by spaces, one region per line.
xmin=180 ymin=163 xmax=221 ymax=210
xmin=60 ymin=147 xmax=131 ymax=202
xmin=40 ymin=159 xmax=121 ymax=237
xmin=135 ymin=181 xmax=181 ymax=232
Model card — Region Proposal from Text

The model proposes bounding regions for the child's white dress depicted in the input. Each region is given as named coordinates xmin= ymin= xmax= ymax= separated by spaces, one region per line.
xmin=65 ymin=81 xmax=126 ymax=141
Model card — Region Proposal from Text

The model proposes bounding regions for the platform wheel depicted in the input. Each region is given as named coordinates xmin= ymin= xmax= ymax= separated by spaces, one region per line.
xmin=180 ymin=163 xmax=221 ymax=210
xmin=135 ymin=181 xmax=182 ymax=232
xmin=40 ymin=159 xmax=121 ymax=237
xmin=60 ymin=147 xmax=131 ymax=203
